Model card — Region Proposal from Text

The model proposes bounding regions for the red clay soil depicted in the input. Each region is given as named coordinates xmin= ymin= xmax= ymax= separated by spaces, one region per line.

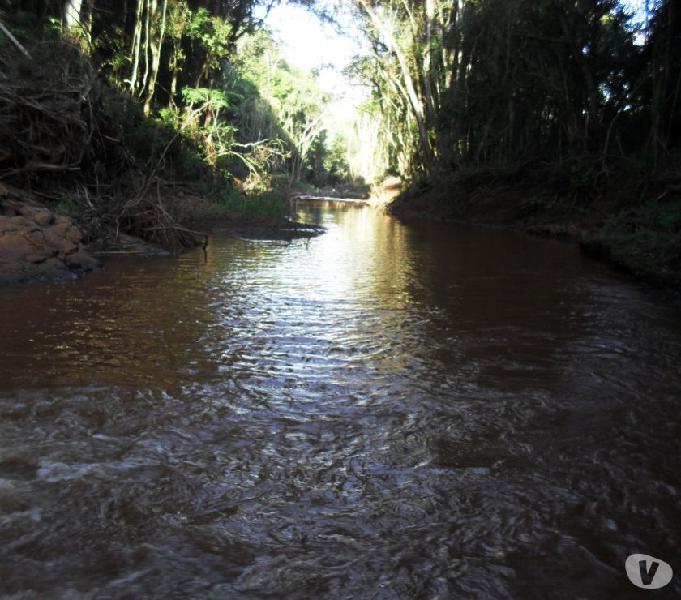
xmin=0 ymin=183 xmax=99 ymax=285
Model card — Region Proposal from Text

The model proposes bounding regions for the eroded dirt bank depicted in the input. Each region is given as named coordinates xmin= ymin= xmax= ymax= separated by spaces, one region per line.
xmin=0 ymin=184 xmax=99 ymax=285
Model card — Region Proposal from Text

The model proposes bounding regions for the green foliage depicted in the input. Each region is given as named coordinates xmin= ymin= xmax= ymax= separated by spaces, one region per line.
xmin=3 ymin=0 xmax=364 ymax=201
xmin=98 ymin=27 xmax=129 ymax=79
xmin=187 ymin=7 xmax=232 ymax=71
xmin=235 ymin=31 xmax=337 ymax=184
xmin=182 ymin=87 xmax=237 ymax=110
xmin=217 ymin=187 xmax=288 ymax=219
xmin=322 ymin=135 xmax=352 ymax=184
xmin=101 ymin=90 xmax=206 ymax=181
xmin=54 ymin=197 xmax=81 ymax=218
xmin=167 ymin=0 xmax=191 ymax=41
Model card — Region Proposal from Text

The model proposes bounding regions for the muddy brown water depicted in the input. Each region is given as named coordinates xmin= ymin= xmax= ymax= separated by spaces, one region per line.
xmin=0 ymin=200 xmax=680 ymax=599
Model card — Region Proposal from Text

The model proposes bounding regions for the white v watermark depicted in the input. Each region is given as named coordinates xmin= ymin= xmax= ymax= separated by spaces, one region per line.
xmin=625 ymin=554 xmax=673 ymax=590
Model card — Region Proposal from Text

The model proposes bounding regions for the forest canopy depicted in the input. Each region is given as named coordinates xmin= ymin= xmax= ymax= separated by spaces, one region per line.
xmin=344 ymin=0 xmax=680 ymax=181
xmin=1 ymin=0 xmax=679 ymax=194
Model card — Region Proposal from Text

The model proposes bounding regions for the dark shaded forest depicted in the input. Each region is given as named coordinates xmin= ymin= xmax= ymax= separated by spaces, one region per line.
xmin=354 ymin=1 xmax=679 ymax=176
xmin=348 ymin=0 xmax=680 ymax=286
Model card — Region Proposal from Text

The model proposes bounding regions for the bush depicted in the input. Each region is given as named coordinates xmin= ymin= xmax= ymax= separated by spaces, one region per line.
xmin=217 ymin=188 xmax=288 ymax=220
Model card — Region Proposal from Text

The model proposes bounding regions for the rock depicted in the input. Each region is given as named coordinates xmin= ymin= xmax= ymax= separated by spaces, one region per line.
xmin=0 ymin=185 xmax=99 ymax=285
xmin=42 ymin=228 xmax=78 ymax=256
xmin=34 ymin=257 xmax=73 ymax=280
xmin=33 ymin=210 xmax=54 ymax=226
xmin=0 ymin=229 xmax=34 ymax=257
xmin=25 ymin=248 xmax=58 ymax=264
xmin=65 ymin=249 xmax=100 ymax=271
xmin=0 ymin=215 xmax=32 ymax=235
xmin=0 ymin=261 xmax=24 ymax=286
xmin=52 ymin=219 xmax=82 ymax=244
xmin=67 ymin=226 xmax=82 ymax=244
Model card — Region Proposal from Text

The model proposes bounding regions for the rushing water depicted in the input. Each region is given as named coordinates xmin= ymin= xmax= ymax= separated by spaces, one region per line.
xmin=0 ymin=201 xmax=680 ymax=599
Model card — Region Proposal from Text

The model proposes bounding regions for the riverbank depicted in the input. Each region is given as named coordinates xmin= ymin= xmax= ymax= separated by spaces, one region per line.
xmin=0 ymin=184 xmax=100 ymax=285
xmin=388 ymin=166 xmax=681 ymax=291
xmin=0 ymin=37 xmax=329 ymax=286
xmin=0 ymin=182 xmax=323 ymax=285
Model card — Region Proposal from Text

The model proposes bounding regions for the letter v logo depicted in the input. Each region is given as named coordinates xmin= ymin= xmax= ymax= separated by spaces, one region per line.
xmin=639 ymin=559 xmax=659 ymax=586
xmin=625 ymin=554 xmax=674 ymax=590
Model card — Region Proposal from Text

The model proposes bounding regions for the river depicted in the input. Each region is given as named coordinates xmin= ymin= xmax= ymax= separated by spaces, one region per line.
xmin=0 ymin=200 xmax=680 ymax=598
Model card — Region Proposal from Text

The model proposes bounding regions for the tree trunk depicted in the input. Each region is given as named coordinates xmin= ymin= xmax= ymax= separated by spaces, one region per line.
xmin=129 ymin=0 xmax=144 ymax=93
xmin=140 ymin=0 xmax=153 ymax=96
xmin=143 ymin=0 xmax=168 ymax=115
xmin=423 ymin=0 xmax=437 ymax=123
xmin=64 ymin=0 xmax=83 ymax=28
xmin=357 ymin=0 xmax=434 ymax=166
xmin=169 ymin=42 xmax=179 ymax=106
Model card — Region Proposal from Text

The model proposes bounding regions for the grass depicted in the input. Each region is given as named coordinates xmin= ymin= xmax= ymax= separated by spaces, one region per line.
xmin=215 ymin=187 xmax=289 ymax=221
